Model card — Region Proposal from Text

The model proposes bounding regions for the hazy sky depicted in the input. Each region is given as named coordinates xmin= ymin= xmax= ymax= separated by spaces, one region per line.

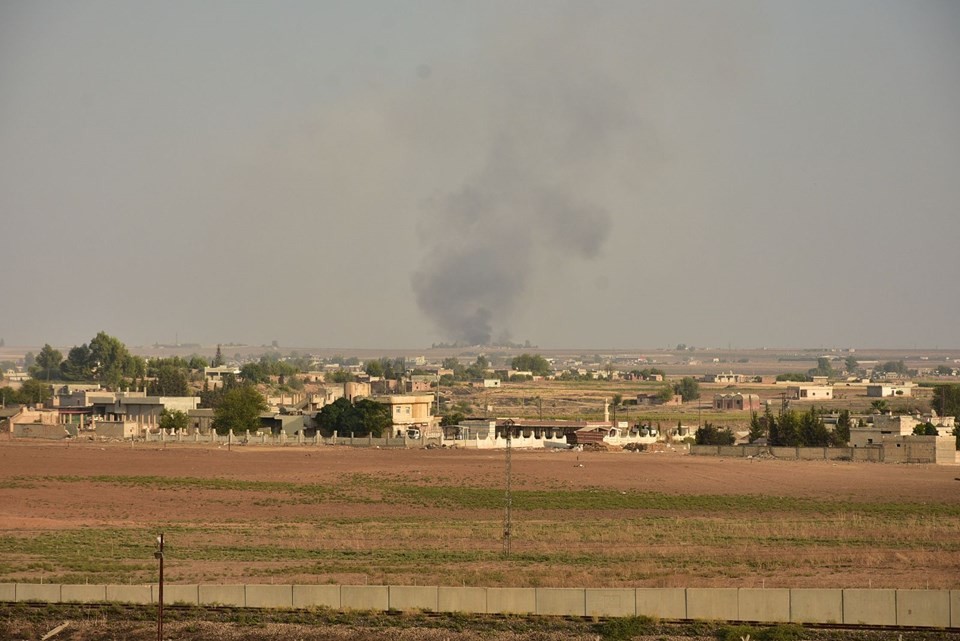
xmin=2 ymin=1 xmax=958 ymax=349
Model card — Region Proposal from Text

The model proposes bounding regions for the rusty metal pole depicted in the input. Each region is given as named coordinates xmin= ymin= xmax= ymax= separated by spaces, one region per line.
xmin=154 ymin=533 xmax=164 ymax=641
xmin=503 ymin=420 xmax=513 ymax=557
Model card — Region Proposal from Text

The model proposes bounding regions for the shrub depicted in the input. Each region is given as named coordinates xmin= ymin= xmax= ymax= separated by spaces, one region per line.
xmin=597 ymin=615 xmax=656 ymax=640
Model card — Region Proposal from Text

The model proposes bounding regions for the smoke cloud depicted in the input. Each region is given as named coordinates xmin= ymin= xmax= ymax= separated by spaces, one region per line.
xmin=411 ymin=10 xmax=638 ymax=345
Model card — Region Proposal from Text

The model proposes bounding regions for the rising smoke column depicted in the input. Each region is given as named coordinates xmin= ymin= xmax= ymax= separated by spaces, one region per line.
xmin=412 ymin=133 xmax=615 ymax=345
xmin=405 ymin=2 xmax=677 ymax=346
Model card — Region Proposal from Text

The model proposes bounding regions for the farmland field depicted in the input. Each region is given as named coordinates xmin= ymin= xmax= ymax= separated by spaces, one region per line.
xmin=0 ymin=441 xmax=958 ymax=590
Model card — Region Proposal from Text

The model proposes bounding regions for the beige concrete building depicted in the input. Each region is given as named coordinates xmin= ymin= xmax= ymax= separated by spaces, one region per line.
xmin=11 ymin=408 xmax=67 ymax=438
xmin=344 ymin=381 xmax=371 ymax=401
xmin=702 ymin=372 xmax=745 ymax=384
xmin=866 ymin=383 xmax=914 ymax=398
xmin=204 ymin=366 xmax=241 ymax=389
xmin=376 ymin=394 xmax=439 ymax=438
xmin=786 ymin=385 xmax=833 ymax=400
xmin=713 ymin=393 xmax=761 ymax=411
xmin=636 ymin=392 xmax=682 ymax=406
xmin=103 ymin=394 xmax=200 ymax=435
xmin=851 ymin=412 xmax=956 ymax=447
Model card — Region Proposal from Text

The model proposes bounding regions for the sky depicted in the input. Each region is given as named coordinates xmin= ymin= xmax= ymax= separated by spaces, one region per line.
xmin=2 ymin=0 xmax=959 ymax=350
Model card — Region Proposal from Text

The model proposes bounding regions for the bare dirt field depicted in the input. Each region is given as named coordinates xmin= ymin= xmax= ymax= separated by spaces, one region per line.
xmin=0 ymin=441 xmax=958 ymax=590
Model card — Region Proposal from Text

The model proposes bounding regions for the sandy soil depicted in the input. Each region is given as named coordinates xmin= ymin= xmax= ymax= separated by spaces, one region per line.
xmin=0 ymin=441 xmax=958 ymax=590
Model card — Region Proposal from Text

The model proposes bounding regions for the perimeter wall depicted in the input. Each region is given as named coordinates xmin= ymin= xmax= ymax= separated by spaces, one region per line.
xmin=1 ymin=584 xmax=956 ymax=628
xmin=690 ymin=444 xmax=959 ymax=465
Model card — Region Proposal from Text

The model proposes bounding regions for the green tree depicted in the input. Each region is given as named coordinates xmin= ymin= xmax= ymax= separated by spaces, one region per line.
xmin=199 ymin=374 xmax=238 ymax=409
xmin=912 ymin=422 xmax=939 ymax=436
xmin=880 ymin=360 xmax=907 ymax=375
xmin=748 ymin=411 xmax=766 ymax=442
xmin=88 ymin=331 xmax=134 ymax=389
xmin=159 ymin=409 xmax=190 ymax=431
xmin=870 ymin=399 xmax=889 ymax=413
xmin=808 ymin=357 xmax=834 ymax=378
xmin=441 ymin=357 xmax=466 ymax=380
xmin=364 ymin=359 xmax=384 ymax=377
xmin=441 ymin=412 xmax=465 ymax=427
xmin=240 ymin=362 xmax=269 ymax=384
xmin=316 ymin=397 xmax=391 ymax=437
xmin=0 ymin=386 xmax=15 ymax=406
xmin=673 ymin=377 xmax=700 ymax=402
xmin=18 ymin=379 xmax=53 ymax=405
xmin=188 ymin=355 xmax=208 ymax=371
xmin=316 ymin=397 xmax=351 ymax=434
xmin=931 ymin=384 xmax=960 ymax=418
xmin=845 ymin=355 xmax=859 ymax=372
xmin=353 ymin=399 xmax=392 ymax=436
xmin=23 ymin=352 xmax=35 ymax=368
xmin=464 ymin=355 xmax=490 ymax=381
xmin=768 ymin=408 xmax=838 ymax=447
xmin=326 ymin=370 xmax=356 ymax=383
xmin=32 ymin=344 xmax=63 ymax=380
xmin=149 ymin=364 xmax=189 ymax=396
xmin=655 ymin=384 xmax=676 ymax=403
xmin=798 ymin=406 xmax=833 ymax=446
xmin=835 ymin=409 xmax=852 ymax=444
xmin=769 ymin=409 xmax=801 ymax=446
xmin=212 ymin=385 xmax=267 ymax=434
xmin=510 ymin=354 xmax=551 ymax=376
xmin=776 ymin=372 xmax=811 ymax=382
xmin=60 ymin=344 xmax=94 ymax=381
xmin=212 ymin=345 xmax=225 ymax=367
xmin=695 ymin=423 xmax=735 ymax=445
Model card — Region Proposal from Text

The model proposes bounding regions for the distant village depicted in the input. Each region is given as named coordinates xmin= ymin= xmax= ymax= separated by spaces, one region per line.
xmin=1 ymin=334 xmax=958 ymax=465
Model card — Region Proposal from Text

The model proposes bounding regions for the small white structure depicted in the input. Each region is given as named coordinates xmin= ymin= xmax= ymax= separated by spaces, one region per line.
xmin=786 ymin=385 xmax=833 ymax=400
xmin=850 ymin=412 xmax=955 ymax=447
xmin=204 ymin=366 xmax=241 ymax=389
xmin=702 ymin=372 xmax=744 ymax=384
xmin=866 ymin=383 xmax=914 ymax=398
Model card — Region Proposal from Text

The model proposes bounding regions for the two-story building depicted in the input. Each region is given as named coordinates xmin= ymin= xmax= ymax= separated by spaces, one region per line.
xmin=376 ymin=394 xmax=439 ymax=439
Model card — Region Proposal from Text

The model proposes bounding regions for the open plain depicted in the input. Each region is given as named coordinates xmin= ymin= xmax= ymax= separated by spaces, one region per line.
xmin=1 ymin=440 xmax=958 ymax=591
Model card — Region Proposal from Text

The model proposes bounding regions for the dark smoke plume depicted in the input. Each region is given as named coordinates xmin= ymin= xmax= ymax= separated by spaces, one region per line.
xmin=412 ymin=139 xmax=615 ymax=345
xmin=408 ymin=4 xmax=653 ymax=345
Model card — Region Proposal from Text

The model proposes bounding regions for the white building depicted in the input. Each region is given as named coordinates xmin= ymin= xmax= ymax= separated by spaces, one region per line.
xmin=786 ymin=385 xmax=833 ymax=400
xmin=866 ymin=383 xmax=914 ymax=398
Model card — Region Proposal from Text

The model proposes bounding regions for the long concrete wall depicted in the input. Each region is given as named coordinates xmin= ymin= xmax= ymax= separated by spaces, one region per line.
xmin=690 ymin=443 xmax=956 ymax=464
xmin=1 ymin=584 xmax=956 ymax=628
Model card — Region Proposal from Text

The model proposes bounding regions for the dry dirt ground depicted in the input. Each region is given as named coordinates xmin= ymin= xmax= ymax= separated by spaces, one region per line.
xmin=3 ymin=440 xmax=956 ymax=499
xmin=0 ymin=441 xmax=958 ymax=589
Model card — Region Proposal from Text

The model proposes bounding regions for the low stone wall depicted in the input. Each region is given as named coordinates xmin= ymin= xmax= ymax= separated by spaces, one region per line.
xmin=690 ymin=443 xmax=956 ymax=464
xmin=137 ymin=430 xmax=418 ymax=449
xmin=1 ymin=583 xmax=956 ymax=628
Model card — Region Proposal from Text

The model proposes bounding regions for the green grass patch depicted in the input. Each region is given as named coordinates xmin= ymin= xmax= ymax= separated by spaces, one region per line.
xmin=17 ymin=474 xmax=960 ymax=518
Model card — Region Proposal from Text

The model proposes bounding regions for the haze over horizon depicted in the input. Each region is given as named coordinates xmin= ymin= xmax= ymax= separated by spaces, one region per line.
xmin=2 ymin=1 xmax=959 ymax=350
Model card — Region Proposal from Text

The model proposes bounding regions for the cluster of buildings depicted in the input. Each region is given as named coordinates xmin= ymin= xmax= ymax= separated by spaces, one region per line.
xmin=0 ymin=379 xmax=442 ymax=442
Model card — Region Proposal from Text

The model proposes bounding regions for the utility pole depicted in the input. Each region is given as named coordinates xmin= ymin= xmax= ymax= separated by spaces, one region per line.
xmin=154 ymin=533 xmax=164 ymax=641
xmin=502 ymin=419 xmax=514 ymax=557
